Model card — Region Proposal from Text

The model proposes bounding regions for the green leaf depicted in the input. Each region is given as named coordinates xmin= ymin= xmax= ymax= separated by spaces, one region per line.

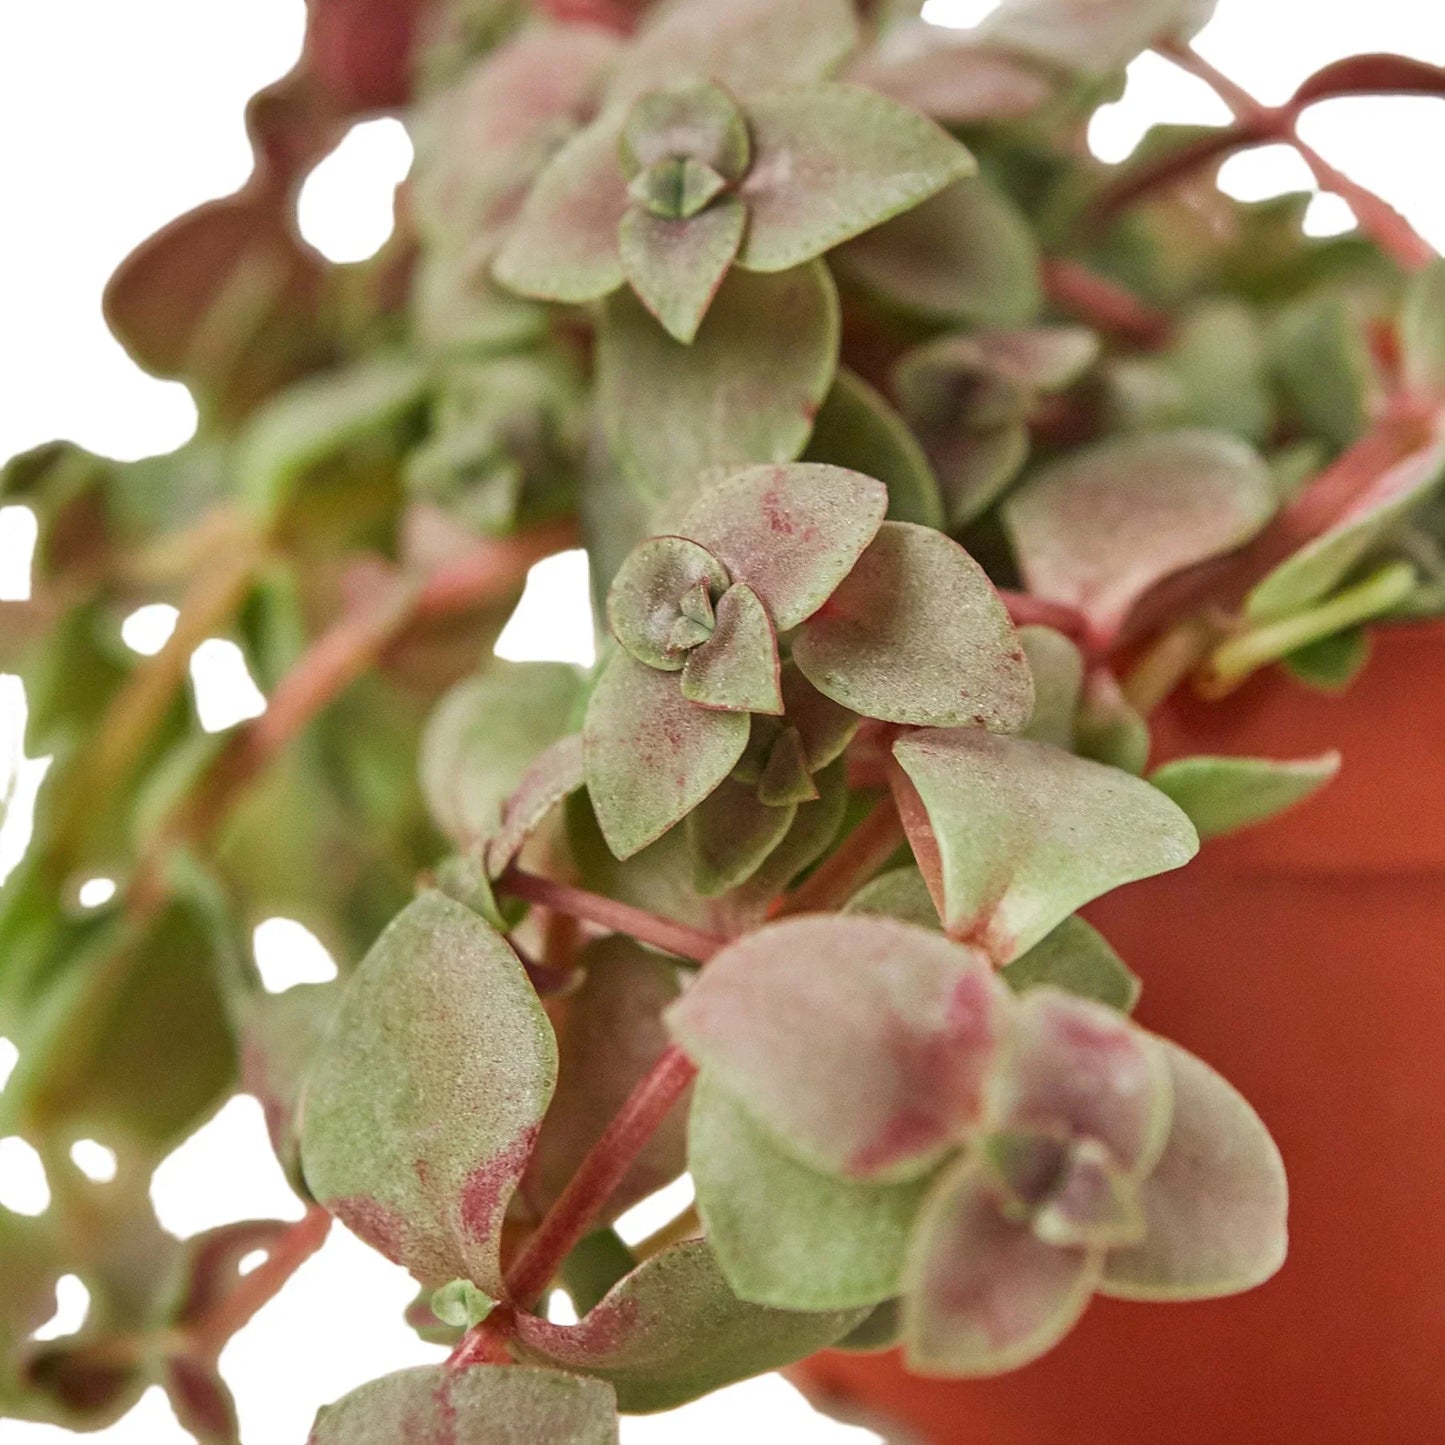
xmin=1101 ymin=1040 xmax=1287 ymax=1301
xmin=1269 ymin=294 xmax=1371 ymax=449
xmin=1243 ymin=440 xmax=1445 ymax=622
xmin=844 ymin=866 xmax=941 ymax=930
xmin=300 ymin=893 xmax=558 ymax=1293
xmin=736 ymin=84 xmax=973 ymax=272
xmin=793 ymin=521 xmax=1034 ymax=729
xmin=562 ymin=1231 xmax=639 ymax=1319
xmin=597 ymin=263 xmax=840 ymax=501
xmin=691 ymin=1074 xmax=931 ymax=1310
xmin=677 ymin=462 xmax=887 ymax=630
xmin=1002 ymin=916 xmax=1140 ymax=1013
xmin=1148 ymin=752 xmax=1341 ymax=839
xmin=902 ymin=1157 xmax=1101 ymax=1377
xmin=485 ymin=735 xmax=587 ymax=878
xmin=515 ymin=1240 xmax=865 ymax=1411
xmin=619 ymin=198 xmax=747 ymax=343
xmin=582 ymin=651 xmax=750 ymax=859
xmin=1074 ymin=670 xmax=1151 ymax=775
xmin=607 ymin=536 xmax=731 ymax=672
xmin=1016 ymin=626 xmax=1084 ymax=751
xmin=687 ymin=778 xmax=797 ymax=895
xmin=1003 ymin=429 xmax=1275 ymax=643
xmin=619 ymin=81 xmax=752 ymax=186
xmin=308 ymin=1365 xmax=619 ymax=1445
xmin=430 ymin=1279 xmax=496 ymax=1330
xmin=525 ymin=937 xmax=688 ymax=1225
xmin=605 ymin=0 xmax=860 ymax=109
xmin=238 ymin=356 xmax=429 ymax=517
xmin=1400 ymin=257 xmax=1445 ymax=399
xmin=1283 ymin=627 xmax=1371 ymax=692
xmin=680 ymin=583 xmax=784 ymax=713
xmin=990 ymin=990 xmax=1172 ymax=1177
xmin=980 ymin=0 xmax=1214 ymax=74
xmin=893 ymin=729 xmax=1198 ymax=962
xmin=667 ymin=915 xmax=1011 ymax=1181
xmin=804 ymin=367 xmax=944 ymax=527
xmin=421 ymin=662 xmax=583 ymax=844
xmin=834 ymin=177 xmax=1041 ymax=327
xmin=492 ymin=121 xmax=628 ymax=303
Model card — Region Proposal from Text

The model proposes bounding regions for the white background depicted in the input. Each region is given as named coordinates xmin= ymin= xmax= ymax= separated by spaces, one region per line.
xmin=2 ymin=0 xmax=1443 ymax=1440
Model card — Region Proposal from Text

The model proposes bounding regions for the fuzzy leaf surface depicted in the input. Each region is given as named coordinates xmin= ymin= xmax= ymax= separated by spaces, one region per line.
xmin=1002 ymin=916 xmax=1139 ymax=1013
xmin=680 ymin=583 xmax=784 ymax=713
xmin=737 ymin=84 xmax=974 ymax=272
xmin=1148 ymin=752 xmax=1341 ymax=839
xmin=598 ymin=263 xmax=840 ymax=501
xmin=619 ymin=198 xmax=746 ymax=344
xmin=793 ymin=521 xmax=1034 ymax=728
xmin=583 ymin=651 xmax=750 ymax=859
xmin=893 ymin=729 xmax=1197 ymax=962
xmin=668 ymin=914 xmax=1010 ymax=1181
xmin=300 ymin=893 xmax=557 ymax=1293
xmin=515 ymin=1240 xmax=864 ymax=1412
xmin=1101 ymin=1040 xmax=1287 ymax=1301
xmin=486 ymin=735 xmax=587 ymax=877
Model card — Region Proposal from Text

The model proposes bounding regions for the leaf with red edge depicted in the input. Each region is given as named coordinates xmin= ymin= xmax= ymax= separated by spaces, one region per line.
xmin=1101 ymin=1040 xmax=1287 ymax=1301
xmin=678 ymin=463 xmax=888 ymax=629
xmin=300 ymin=893 xmax=558 ymax=1294
xmin=794 ymin=521 xmax=1034 ymax=729
xmin=680 ymin=583 xmax=784 ymax=713
xmin=514 ymin=1240 xmax=865 ymax=1411
xmin=1003 ymin=429 xmax=1275 ymax=644
xmin=308 ymin=1365 xmax=619 ymax=1445
xmin=989 ymin=989 xmax=1172 ymax=1177
xmin=493 ymin=121 xmax=629 ymax=304
xmin=597 ymin=262 xmax=841 ymax=501
xmin=524 ymin=937 xmax=689 ymax=1227
xmin=607 ymin=536 xmax=731 ymax=672
xmin=486 ymin=735 xmax=587 ymax=878
xmin=902 ymin=1157 xmax=1101 ymax=1377
xmin=605 ymin=0 xmax=860 ymax=109
xmin=583 ymin=651 xmax=751 ymax=859
xmin=892 ymin=729 xmax=1198 ymax=963
xmin=667 ymin=915 xmax=1012 ymax=1182
xmin=619 ymin=198 xmax=747 ymax=343
xmin=737 ymin=84 xmax=974 ymax=273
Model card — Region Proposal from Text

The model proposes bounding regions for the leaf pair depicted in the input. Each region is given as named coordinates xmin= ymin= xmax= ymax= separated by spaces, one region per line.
xmin=670 ymin=916 xmax=1287 ymax=1375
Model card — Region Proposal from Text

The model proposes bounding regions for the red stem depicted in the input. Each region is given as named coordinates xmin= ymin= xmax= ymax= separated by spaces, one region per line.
xmin=499 ymin=868 xmax=725 ymax=965
xmin=776 ymin=796 xmax=906 ymax=916
xmin=504 ymin=1045 xmax=698 ymax=1309
xmin=999 ymin=590 xmax=1092 ymax=646
xmin=1041 ymin=259 xmax=1171 ymax=347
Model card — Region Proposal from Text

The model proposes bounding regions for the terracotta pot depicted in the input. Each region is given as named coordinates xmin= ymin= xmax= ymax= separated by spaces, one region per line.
xmin=798 ymin=622 xmax=1445 ymax=1445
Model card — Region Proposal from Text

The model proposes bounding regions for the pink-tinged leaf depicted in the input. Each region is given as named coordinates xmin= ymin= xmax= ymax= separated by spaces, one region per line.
xmin=794 ymin=521 xmax=1034 ymax=729
xmin=680 ymin=583 xmax=784 ymax=713
xmin=1101 ymin=1040 xmax=1287 ymax=1301
xmin=515 ymin=1240 xmax=865 ymax=1411
xmin=308 ymin=1364 xmax=619 ymax=1444
xmin=902 ymin=1157 xmax=1101 ymax=1376
xmin=690 ymin=1073 xmax=933 ymax=1310
xmin=583 ymin=651 xmax=750 ymax=859
xmin=980 ymin=0 xmax=1214 ymax=74
xmin=678 ymin=463 xmax=888 ymax=629
xmin=687 ymin=777 xmax=797 ymax=895
xmin=607 ymin=536 xmax=732 ymax=672
xmin=1291 ymin=53 xmax=1445 ymax=107
xmin=1148 ymin=753 xmax=1340 ymax=841
xmin=1246 ymin=439 xmax=1445 ymax=623
xmin=892 ymin=729 xmax=1198 ymax=963
xmin=605 ymin=0 xmax=860 ymax=109
xmin=486 ymin=735 xmax=587 ymax=877
xmin=597 ymin=262 xmax=841 ymax=501
xmin=667 ymin=915 xmax=1012 ymax=1181
xmin=493 ymin=121 xmax=629 ymax=303
xmin=989 ymin=990 xmax=1172 ymax=1177
xmin=737 ymin=83 xmax=974 ymax=273
xmin=523 ymin=938 xmax=689 ymax=1226
xmin=619 ymin=198 xmax=746 ymax=344
xmin=300 ymin=893 xmax=557 ymax=1294
xmin=847 ymin=29 xmax=1054 ymax=125
xmin=1003 ymin=429 xmax=1275 ymax=644
xmin=165 ymin=1357 xmax=240 ymax=1445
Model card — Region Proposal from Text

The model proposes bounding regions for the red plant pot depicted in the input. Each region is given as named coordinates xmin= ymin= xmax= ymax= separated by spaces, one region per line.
xmin=798 ymin=621 xmax=1445 ymax=1444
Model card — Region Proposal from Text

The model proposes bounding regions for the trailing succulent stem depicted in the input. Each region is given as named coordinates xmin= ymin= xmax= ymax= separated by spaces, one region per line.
xmin=5 ymin=0 xmax=1445 ymax=1440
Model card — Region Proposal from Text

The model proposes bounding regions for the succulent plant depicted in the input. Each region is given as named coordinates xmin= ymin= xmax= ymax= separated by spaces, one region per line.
xmin=4 ymin=0 xmax=1445 ymax=1439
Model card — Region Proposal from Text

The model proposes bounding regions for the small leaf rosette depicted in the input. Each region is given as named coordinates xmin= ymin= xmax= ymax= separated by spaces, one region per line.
xmin=669 ymin=916 xmax=1289 ymax=1375
xmin=582 ymin=462 xmax=1034 ymax=859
